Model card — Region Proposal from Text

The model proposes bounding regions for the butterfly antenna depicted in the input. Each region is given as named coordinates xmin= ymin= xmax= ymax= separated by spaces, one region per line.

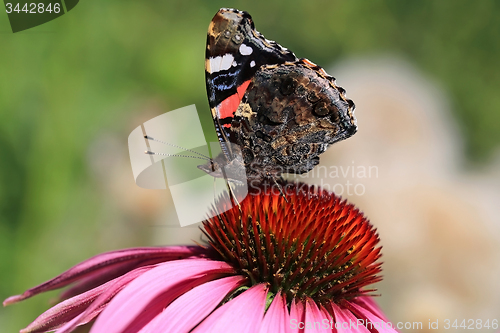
xmin=145 ymin=150 xmax=210 ymax=161
xmin=144 ymin=135 xmax=211 ymax=160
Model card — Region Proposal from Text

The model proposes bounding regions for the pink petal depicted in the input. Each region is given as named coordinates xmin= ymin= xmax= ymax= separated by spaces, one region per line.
xmin=320 ymin=307 xmax=335 ymax=332
xmin=290 ymin=299 xmax=305 ymax=333
xmin=191 ymin=283 xmax=268 ymax=333
xmin=352 ymin=296 xmax=388 ymax=321
xmin=259 ymin=292 xmax=290 ymax=333
xmin=90 ymin=259 xmax=235 ymax=333
xmin=19 ymin=266 xmax=153 ymax=333
xmin=53 ymin=266 xmax=155 ymax=333
xmin=4 ymin=246 xmax=208 ymax=305
xmin=330 ymin=302 xmax=369 ymax=333
xmin=304 ymin=298 xmax=332 ymax=332
xmin=59 ymin=259 xmax=155 ymax=300
xmin=344 ymin=301 xmax=398 ymax=333
xmin=139 ymin=275 xmax=246 ymax=333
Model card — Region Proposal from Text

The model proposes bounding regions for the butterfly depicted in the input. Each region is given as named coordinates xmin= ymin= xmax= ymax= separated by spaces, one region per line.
xmin=197 ymin=8 xmax=357 ymax=192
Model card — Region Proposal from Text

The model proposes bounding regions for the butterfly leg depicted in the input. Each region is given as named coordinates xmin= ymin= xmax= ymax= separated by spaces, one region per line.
xmin=219 ymin=166 xmax=242 ymax=213
xmin=227 ymin=181 xmax=242 ymax=209
xmin=270 ymin=175 xmax=289 ymax=203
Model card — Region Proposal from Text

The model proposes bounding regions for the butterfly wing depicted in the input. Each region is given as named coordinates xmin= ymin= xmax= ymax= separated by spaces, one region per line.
xmin=205 ymin=8 xmax=297 ymax=160
xmin=232 ymin=59 xmax=357 ymax=177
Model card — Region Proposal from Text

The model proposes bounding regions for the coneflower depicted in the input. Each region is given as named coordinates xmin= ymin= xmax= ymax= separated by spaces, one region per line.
xmin=4 ymin=182 xmax=396 ymax=333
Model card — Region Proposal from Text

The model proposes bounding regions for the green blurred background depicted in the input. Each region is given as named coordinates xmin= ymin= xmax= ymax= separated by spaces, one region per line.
xmin=1 ymin=0 xmax=499 ymax=331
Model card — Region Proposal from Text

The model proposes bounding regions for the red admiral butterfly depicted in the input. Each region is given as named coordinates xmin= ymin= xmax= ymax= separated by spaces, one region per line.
xmin=198 ymin=8 xmax=357 ymax=190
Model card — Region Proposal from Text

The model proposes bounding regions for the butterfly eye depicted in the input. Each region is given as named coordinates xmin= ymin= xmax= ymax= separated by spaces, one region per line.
xmin=224 ymin=30 xmax=231 ymax=38
xmin=233 ymin=34 xmax=243 ymax=44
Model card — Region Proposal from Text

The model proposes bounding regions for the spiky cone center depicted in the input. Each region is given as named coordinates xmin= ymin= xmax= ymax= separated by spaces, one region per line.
xmin=202 ymin=182 xmax=382 ymax=306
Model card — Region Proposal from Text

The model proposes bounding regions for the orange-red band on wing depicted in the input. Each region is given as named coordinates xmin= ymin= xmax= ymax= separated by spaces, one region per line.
xmin=218 ymin=80 xmax=251 ymax=128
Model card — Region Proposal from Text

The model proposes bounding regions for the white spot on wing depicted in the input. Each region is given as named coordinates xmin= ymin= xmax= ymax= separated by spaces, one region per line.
xmin=220 ymin=54 xmax=234 ymax=71
xmin=250 ymin=60 xmax=256 ymax=67
xmin=208 ymin=56 xmax=220 ymax=73
xmin=239 ymin=44 xmax=253 ymax=55
xmin=208 ymin=54 xmax=234 ymax=73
